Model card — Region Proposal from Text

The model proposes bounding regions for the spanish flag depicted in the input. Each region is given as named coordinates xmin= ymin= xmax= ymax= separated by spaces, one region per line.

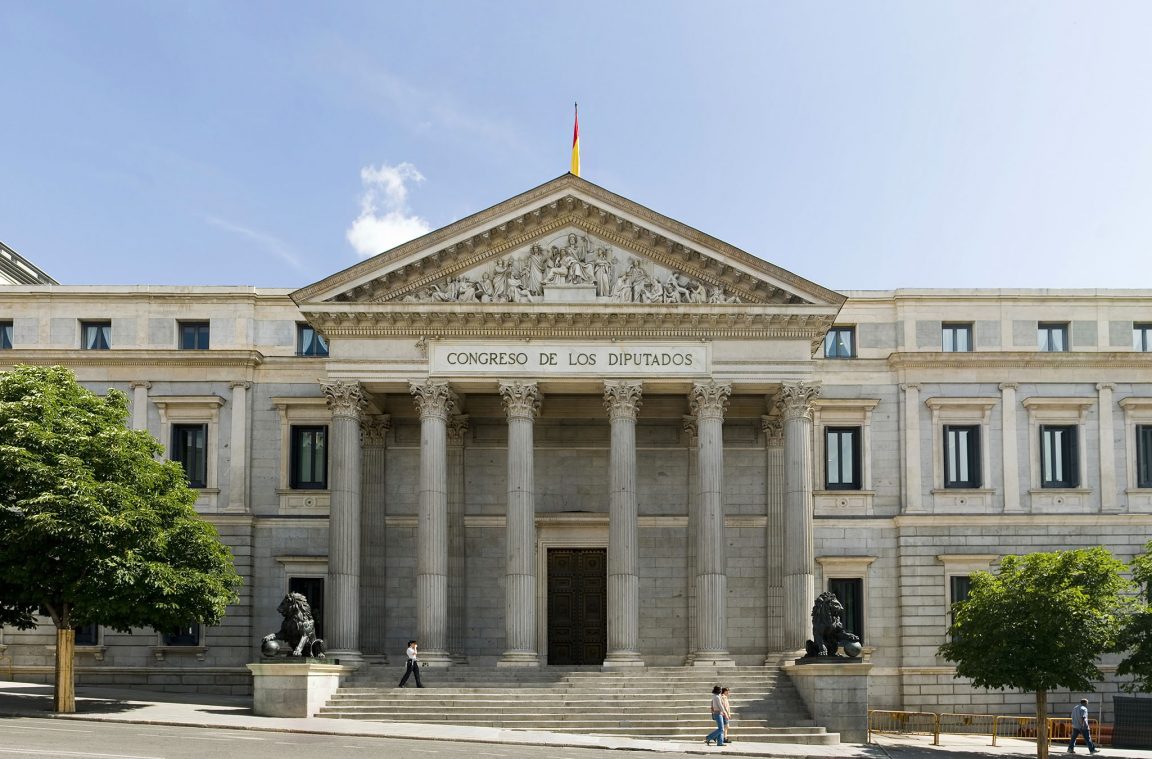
xmin=571 ymin=103 xmax=580 ymax=176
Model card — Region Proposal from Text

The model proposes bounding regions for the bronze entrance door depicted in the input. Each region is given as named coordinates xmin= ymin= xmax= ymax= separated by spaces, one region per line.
xmin=546 ymin=548 xmax=607 ymax=665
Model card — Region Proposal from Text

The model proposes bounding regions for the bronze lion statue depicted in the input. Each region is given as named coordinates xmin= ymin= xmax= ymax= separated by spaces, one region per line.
xmin=804 ymin=591 xmax=861 ymax=658
xmin=261 ymin=592 xmax=325 ymax=659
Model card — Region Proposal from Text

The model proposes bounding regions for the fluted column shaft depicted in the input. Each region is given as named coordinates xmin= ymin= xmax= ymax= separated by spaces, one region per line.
xmin=411 ymin=380 xmax=457 ymax=666
xmin=359 ymin=414 xmax=390 ymax=660
xmin=690 ymin=381 xmax=734 ymax=666
xmin=604 ymin=381 xmax=644 ymax=666
xmin=780 ymin=382 xmax=820 ymax=652
xmin=762 ymin=414 xmax=786 ymax=655
xmin=682 ymin=415 xmax=699 ymax=664
xmin=499 ymin=382 xmax=542 ymax=667
xmin=447 ymin=414 xmax=469 ymax=663
xmin=322 ymin=381 xmax=366 ymax=662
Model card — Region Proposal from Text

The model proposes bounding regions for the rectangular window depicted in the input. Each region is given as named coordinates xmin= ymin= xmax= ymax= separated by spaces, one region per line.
xmin=942 ymin=323 xmax=973 ymax=353
xmin=949 ymin=575 xmax=972 ymax=639
xmin=824 ymin=327 xmax=855 ymax=358
xmin=1135 ymin=324 xmax=1152 ymax=352
xmin=943 ymin=425 xmax=982 ymax=488
xmin=81 ymin=321 xmax=112 ymax=350
xmin=73 ymin=623 xmax=99 ymax=646
xmin=288 ymin=577 xmax=325 ymax=640
xmin=171 ymin=424 xmax=208 ymax=488
xmin=828 ymin=578 xmax=863 ymax=642
xmin=161 ymin=623 xmax=201 ymax=646
xmin=297 ymin=324 xmax=329 ymax=357
xmin=1137 ymin=425 xmax=1152 ymax=489
xmin=179 ymin=321 xmax=210 ymax=350
xmin=290 ymin=425 xmax=328 ymax=489
xmin=0 ymin=320 xmax=12 ymax=350
xmin=1041 ymin=424 xmax=1079 ymax=488
xmin=824 ymin=427 xmax=861 ymax=490
xmin=1038 ymin=322 xmax=1069 ymax=352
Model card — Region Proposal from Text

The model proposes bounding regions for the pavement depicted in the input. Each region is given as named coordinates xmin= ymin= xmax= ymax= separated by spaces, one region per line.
xmin=2 ymin=679 xmax=1152 ymax=758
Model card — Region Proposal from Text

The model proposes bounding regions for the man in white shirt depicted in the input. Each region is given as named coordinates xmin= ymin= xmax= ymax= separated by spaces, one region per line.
xmin=1067 ymin=698 xmax=1099 ymax=754
xmin=398 ymin=639 xmax=423 ymax=688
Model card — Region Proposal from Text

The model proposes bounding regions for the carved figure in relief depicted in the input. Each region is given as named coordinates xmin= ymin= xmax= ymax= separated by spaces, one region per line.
xmin=525 ymin=245 xmax=547 ymax=292
xmin=592 ymin=247 xmax=614 ymax=296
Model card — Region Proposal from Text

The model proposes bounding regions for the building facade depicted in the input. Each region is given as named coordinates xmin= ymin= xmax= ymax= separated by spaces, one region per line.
xmin=1 ymin=175 xmax=1150 ymax=720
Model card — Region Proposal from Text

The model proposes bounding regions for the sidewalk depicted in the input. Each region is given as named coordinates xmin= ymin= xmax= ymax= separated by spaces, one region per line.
xmin=1 ymin=680 xmax=1150 ymax=759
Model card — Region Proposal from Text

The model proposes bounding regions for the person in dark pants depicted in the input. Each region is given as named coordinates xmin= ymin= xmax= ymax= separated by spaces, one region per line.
xmin=398 ymin=639 xmax=423 ymax=688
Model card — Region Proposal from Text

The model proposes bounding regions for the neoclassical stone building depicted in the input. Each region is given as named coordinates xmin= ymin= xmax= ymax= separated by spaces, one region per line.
xmin=2 ymin=175 xmax=1151 ymax=720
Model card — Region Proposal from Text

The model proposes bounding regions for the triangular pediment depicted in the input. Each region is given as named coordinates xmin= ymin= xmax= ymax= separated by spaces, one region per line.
xmin=292 ymin=174 xmax=845 ymax=310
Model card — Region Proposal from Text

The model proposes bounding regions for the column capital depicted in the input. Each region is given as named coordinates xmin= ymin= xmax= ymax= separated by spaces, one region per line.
xmin=777 ymin=381 xmax=821 ymax=422
xmin=761 ymin=415 xmax=784 ymax=447
xmin=900 ymin=382 xmax=920 ymax=392
xmin=410 ymin=379 xmax=459 ymax=421
xmin=360 ymin=414 xmax=392 ymax=448
xmin=1096 ymin=382 xmax=1116 ymax=393
xmin=447 ymin=414 xmax=470 ymax=446
xmin=998 ymin=382 xmax=1018 ymax=392
xmin=689 ymin=381 xmax=731 ymax=421
xmin=603 ymin=381 xmax=643 ymax=422
xmin=129 ymin=380 xmax=152 ymax=391
xmin=322 ymin=380 xmax=366 ymax=420
xmin=681 ymin=414 xmax=698 ymax=442
xmin=229 ymin=380 xmax=252 ymax=391
xmin=500 ymin=381 xmax=542 ymax=420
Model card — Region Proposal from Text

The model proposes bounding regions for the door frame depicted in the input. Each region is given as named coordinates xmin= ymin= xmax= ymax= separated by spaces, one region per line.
xmin=536 ymin=517 xmax=607 ymax=665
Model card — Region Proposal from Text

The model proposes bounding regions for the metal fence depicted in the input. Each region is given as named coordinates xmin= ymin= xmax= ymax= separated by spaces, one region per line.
xmin=868 ymin=710 xmax=1103 ymax=747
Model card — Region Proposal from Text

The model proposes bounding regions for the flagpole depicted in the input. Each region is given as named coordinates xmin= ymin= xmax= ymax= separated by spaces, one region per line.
xmin=571 ymin=102 xmax=581 ymax=177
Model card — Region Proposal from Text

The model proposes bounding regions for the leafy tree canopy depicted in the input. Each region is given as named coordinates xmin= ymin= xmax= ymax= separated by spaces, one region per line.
xmin=0 ymin=364 xmax=241 ymax=633
xmin=938 ymin=547 xmax=1134 ymax=694
xmin=1117 ymin=540 xmax=1152 ymax=692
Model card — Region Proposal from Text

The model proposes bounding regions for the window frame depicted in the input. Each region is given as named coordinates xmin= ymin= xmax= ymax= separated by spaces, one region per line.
xmin=827 ymin=577 xmax=864 ymax=643
xmin=925 ymin=397 xmax=996 ymax=503
xmin=0 ymin=320 xmax=12 ymax=350
xmin=171 ymin=423 xmax=209 ymax=489
xmin=290 ymin=425 xmax=329 ymax=490
xmin=937 ymin=554 xmax=996 ymax=641
xmin=1135 ymin=323 xmax=1152 ymax=352
xmin=942 ymin=322 xmax=974 ymax=353
xmin=943 ymin=424 xmax=982 ymax=489
xmin=272 ymin=397 xmax=334 ymax=514
xmin=152 ymin=396 xmax=225 ymax=509
xmin=824 ymin=426 xmax=862 ymax=490
xmin=815 ymin=556 xmax=875 ymax=649
xmin=297 ymin=324 xmax=329 ymax=357
xmin=1037 ymin=322 xmax=1070 ymax=352
xmin=1022 ymin=397 xmax=1092 ymax=497
xmin=178 ymin=321 xmax=210 ymax=350
xmin=160 ymin=623 xmax=201 ymax=646
xmin=1121 ymin=399 xmax=1152 ymax=499
xmin=1039 ymin=424 xmax=1079 ymax=489
xmin=80 ymin=320 xmax=112 ymax=351
xmin=811 ymin=399 xmax=880 ymax=514
xmin=823 ymin=326 xmax=856 ymax=359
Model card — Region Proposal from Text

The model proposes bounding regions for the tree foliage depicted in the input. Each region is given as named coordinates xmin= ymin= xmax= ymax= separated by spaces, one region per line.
xmin=0 ymin=364 xmax=241 ymax=634
xmin=1117 ymin=540 xmax=1152 ymax=692
xmin=939 ymin=547 xmax=1133 ymax=693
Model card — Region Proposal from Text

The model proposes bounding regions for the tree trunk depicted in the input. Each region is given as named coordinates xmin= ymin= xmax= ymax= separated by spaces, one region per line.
xmin=54 ymin=626 xmax=75 ymax=713
xmin=1036 ymin=689 xmax=1049 ymax=759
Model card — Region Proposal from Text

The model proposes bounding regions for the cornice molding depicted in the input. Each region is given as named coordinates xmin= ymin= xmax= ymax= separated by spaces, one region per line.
xmin=0 ymin=349 xmax=265 ymax=369
xmin=889 ymin=351 xmax=1152 ymax=370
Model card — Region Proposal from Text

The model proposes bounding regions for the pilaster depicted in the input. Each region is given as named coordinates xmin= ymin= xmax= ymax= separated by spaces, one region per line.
xmin=227 ymin=381 xmax=250 ymax=513
xmin=447 ymin=413 xmax=470 ymax=663
xmin=999 ymin=383 xmax=1022 ymax=513
xmin=359 ymin=413 xmax=391 ymax=660
xmin=129 ymin=380 xmax=151 ymax=431
xmin=762 ymin=412 xmax=786 ymax=657
xmin=1098 ymin=383 xmax=1119 ymax=513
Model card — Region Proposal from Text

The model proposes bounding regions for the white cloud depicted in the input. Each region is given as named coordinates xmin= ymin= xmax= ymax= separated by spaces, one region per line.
xmin=346 ymin=162 xmax=432 ymax=257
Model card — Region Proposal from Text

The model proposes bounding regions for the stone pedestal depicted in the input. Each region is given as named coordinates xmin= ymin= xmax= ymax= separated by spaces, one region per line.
xmin=248 ymin=662 xmax=352 ymax=718
xmin=784 ymin=659 xmax=872 ymax=743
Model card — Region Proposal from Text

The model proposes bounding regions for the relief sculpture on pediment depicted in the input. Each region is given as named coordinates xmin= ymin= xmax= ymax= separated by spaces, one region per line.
xmin=399 ymin=230 xmax=741 ymax=304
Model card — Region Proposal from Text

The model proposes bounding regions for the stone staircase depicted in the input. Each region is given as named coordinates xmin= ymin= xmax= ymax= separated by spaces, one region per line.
xmin=318 ymin=665 xmax=837 ymax=744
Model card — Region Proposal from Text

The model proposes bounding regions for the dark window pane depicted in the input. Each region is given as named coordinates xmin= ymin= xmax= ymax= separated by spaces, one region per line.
xmin=0 ymin=321 xmax=11 ymax=350
xmin=1138 ymin=425 xmax=1152 ymax=489
xmin=291 ymin=426 xmax=328 ymax=489
xmin=81 ymin=321 xmax=111 ymax=350
xmin=1135 ymin=324 xmax=1152 ymax=352
xmin=179 ymin=322 xmax=210 ymax=350
xmin=172 ymin=424 xmax=208 ymax=488
xmin=298 ymin=325 xmax=329 ymax=357
xmin=944 ymin=425 xmax=981 ymax=488
xmin=950 ymin=575 xmax=972 ymax=605
xmin=824 ymin=327 xmax=855 ymax=358
xmin=1041 ymin=424 xmax=1078 ymax=488
xmin=828 ymin=578 xmax=863 ymax=642
xmin=1038 ymin=323 xmax=1069 ymax=352
xmin=162 ymin=623 xmax=200 ymax=646
xmin=943 ymin=323 xmax=973 ymax=353
xmin=73 ymin=623 xmax=99 ymax=646
xmin=825 ymin=427 xmax=861 ymax=490
xmin=288 ymin=577 xmax=325 ymax=640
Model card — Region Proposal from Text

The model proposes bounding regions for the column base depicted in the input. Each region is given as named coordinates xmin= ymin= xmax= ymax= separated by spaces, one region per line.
xmin=417 ymin=649 xmax=454 ymax=668
xmin=690 ymin=652 xmax=736 ymax=667
xmin=321 ymin=650 xmax=364 ymax=670
xmin=497 ymin=651 xmax=540 ymax=667
xmin=602 ymin=651 xmax=645 ymax=668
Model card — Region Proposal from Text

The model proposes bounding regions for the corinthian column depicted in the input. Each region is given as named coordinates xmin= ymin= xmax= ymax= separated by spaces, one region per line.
xmin=359 ymin=414 xmax=391 ymax=661
xmin=690 ymin=380 xmax=734 ymax=667
xmin=410 ymin=380 xmax=458 ymax=667
xmin=762 ymin=413 xmax=786 ymax=657
xmin=447 ymin=414 xmax=470 ymax=663
xmin=322 ymin=380 xmax=366 ymax=665
xmin=603 ymin=380 xmax=644 ymax=667
xmin=779 ymin=381 xmax=820 ymax=652
xmin=499 ymin=381 xmax=542 ymax=667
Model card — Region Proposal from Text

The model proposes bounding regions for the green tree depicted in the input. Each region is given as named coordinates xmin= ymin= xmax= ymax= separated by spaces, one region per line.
xmin=938 ymin=548 xmax=1133 ymax=759
xmin=1117 ymin=540 xmax=1152 ymax=692
xmin=0 ymin=365 xmax=241 ymax=713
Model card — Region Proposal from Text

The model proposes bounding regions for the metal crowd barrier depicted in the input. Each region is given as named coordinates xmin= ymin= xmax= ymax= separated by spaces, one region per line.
xmin=869 ymin=710 xmax=1102 ymax=747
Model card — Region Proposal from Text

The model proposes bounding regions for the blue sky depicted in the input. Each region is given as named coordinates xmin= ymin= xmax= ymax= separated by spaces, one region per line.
xmin=2 ymin=2 xmax=1151 ymax=291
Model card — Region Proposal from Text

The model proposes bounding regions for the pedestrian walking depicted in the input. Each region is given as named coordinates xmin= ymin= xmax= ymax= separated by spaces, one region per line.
xmin=721 ymin=686 xmax=733 ymax=743
xmin=398 ymin=639 xmax=423 ymax=688
xmin=705 ymin=685 xmax=726 ymax=746
xmin=1067 ymin=698 xmax=1099 ymax=754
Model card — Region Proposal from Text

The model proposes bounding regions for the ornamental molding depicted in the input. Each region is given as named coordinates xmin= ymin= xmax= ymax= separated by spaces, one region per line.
xmin=603 ymin=381 xmax=644 ymax=422
xmin=0 ymin=349 xmax=264 ymax=369
xmin=499 ymin=381 xmax=542 ymax=420
xmin=777 ymin=381 xmax=822 ymax=421
xmin=889 ymin=351 xmax=1152 ymax=370
xmin=409 ymin=379 xmax=459 ymax=420
xmin=321 ymin=380 xmax=366 ymax=419
xmin=689 ymin=381 xmax=731 ymax=420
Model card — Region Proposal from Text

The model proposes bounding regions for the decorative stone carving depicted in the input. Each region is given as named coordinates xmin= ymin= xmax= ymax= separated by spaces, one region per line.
xmin=689 ymin=381 xmax=732 ymax=421
xmin=499 ymin=382 xmax=542 ymax=420
xmin=321 ymin=381 xmax=366 ymax=420
xmin=681 ymin=414 xmax=698 ymax=440
xmin=447 ymin=414 xmax=470 ymax=446
xmin=803 ymin=591 xmax=862 ymax=659
xmin=261 ymin=592 xmax=326 ymax=659
xmin=761 ymin=415 xmax=784 ymax=447
xmin=410 ymin=380 xmax=459 ymax=420
xmin=603 ymin=381 xmax=643 ymax=421
xmin=360 ymin=414 xmax=391 ymax=448
xmin=777 ymin=381 xmax=821 ymax=421
xmin=398 ymin=230 xmax=741 ymax=305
